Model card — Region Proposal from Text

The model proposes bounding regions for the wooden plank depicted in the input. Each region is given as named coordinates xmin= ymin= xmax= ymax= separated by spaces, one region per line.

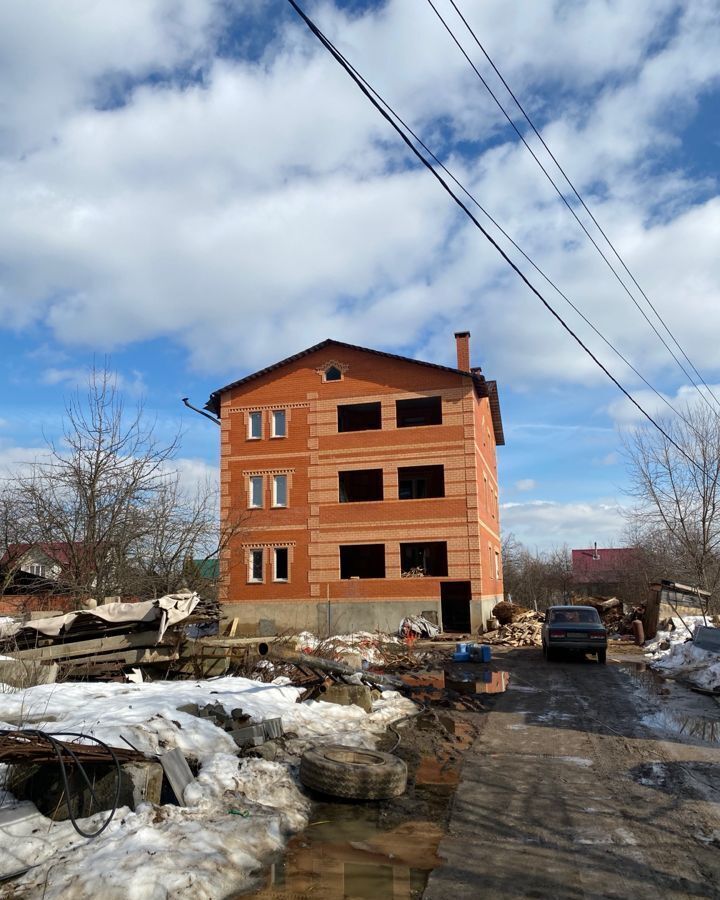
xmin=62 ymin=647 xmax=178 ymax=667
xmin=7 ymin=631 xmax=162 ymax=662
xmin=227 ymin=618 xmax=239 ymax=638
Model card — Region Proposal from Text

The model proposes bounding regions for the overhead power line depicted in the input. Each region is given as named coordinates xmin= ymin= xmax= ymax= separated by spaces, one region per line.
xmin=424 ymin=0 xmax=720 ymax=418
xmin=444 ymin=0 xmax=720 ymax=414
xmin=284 ymin=0 xmax=704 ymax=472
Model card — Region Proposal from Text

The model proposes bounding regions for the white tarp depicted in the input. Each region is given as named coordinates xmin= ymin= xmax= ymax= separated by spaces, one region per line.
xmin=13 ymin=591 xmax=200 ymax=642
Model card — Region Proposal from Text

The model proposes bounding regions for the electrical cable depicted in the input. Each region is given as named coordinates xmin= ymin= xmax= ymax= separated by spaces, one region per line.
xmin=284 ymin=0 xmax=705 ymax=473
xmin=444 ymin=0 xmax=720 ymax=414
xmin=424 ymin=0 xmax=720 ymax=417
xmin=5 ymin=730 xmax=124 ymax=839
xmin=297 ymin=26 xmax=693 ymax=430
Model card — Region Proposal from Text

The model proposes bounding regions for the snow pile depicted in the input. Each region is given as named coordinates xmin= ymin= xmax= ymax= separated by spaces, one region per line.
xmin=647 ymin=617 xmax=720 ymax=691
xmin=0 ymin=676 xmax=415 ymax=898
xmin=294 ymin=630 xmax=401 ymax=666
xmin=644 ymin=616 xmax=708 ymax=658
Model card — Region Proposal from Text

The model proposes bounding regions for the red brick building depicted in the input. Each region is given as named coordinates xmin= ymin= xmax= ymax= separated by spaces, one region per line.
xmin=206 ymin=332 xmax=504 ymax=635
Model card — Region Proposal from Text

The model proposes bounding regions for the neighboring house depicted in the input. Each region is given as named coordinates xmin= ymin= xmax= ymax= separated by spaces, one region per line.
xmin=1 ymin=543 xmax=74 ymax=581
xmin=572 ymin=546 xmax=641 ymax=599
xmin=206 ymin=332 xmax=504 ymax=635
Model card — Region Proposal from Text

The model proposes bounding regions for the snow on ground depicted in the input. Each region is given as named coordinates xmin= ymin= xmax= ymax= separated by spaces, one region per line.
xmin=0 ymin=676 xmax=416 ymax=898
xmin=646 ymin=617 xmax=720 ymax=691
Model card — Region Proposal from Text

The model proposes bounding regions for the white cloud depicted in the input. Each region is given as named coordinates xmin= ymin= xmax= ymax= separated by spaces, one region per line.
xmin=0 ymin=0 xmax=718 ymax=393
xmin=514 ymin=478 xmax=537 ymax=492
xmin=501 ymin=499 xmax=626 ymax=550
xmin=606 ymin=382 xmax=720 ymax=426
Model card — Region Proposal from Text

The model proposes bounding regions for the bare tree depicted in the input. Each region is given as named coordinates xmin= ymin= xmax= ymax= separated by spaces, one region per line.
xmin=12 ymin=367 xmax=241 ymax=604
xmin=624 ymin=401 xmax=720 ymax=605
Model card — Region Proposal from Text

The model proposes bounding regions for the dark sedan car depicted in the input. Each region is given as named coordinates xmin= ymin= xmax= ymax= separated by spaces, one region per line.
xmin=542 ymin=605 xmax=607 ymax=663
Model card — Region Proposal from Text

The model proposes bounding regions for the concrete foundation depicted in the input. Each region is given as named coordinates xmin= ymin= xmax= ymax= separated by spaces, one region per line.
xmin=222 ymin=595 xmax=504 ymax=637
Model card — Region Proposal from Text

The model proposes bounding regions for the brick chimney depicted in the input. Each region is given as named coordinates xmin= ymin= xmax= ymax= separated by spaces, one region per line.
xmin=454 ymin=331 xmax=471 ymax=371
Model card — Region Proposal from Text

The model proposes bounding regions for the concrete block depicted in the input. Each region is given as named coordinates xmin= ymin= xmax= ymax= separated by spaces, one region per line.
xmin=321 ymin=684 xmax=373 ymax=713
xmin=258 ymin=618 xmax=277 ymax=637
xmin=230 ymin=724 xmax=266 ymax=748
xmin=0 ymin=660 xmax=58 ymax=689
xmin=263 ymin=717 xmax=284 ymax=740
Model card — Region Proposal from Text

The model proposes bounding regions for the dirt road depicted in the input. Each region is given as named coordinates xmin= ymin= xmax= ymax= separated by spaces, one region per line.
xmin=424 ymin=647 xmax=720 ymax=900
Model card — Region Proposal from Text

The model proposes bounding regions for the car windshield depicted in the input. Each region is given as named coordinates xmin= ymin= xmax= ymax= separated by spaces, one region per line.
xmin=550 ymin=609 xmax=601 ymax=624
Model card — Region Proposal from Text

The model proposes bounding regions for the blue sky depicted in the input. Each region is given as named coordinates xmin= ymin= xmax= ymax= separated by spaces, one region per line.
xmin=1 ymin=0 xmax=719 ymax=549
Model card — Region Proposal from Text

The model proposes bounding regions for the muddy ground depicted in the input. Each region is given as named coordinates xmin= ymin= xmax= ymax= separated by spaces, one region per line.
xmin=242 ymin=644 xmax=720 ymax=899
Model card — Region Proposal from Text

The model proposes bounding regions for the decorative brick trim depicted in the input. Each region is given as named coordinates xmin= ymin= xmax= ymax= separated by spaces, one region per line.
xmin=242 ymin=541 xmax=297 ymax=549
xmin=228 ymin=402 xmax=309 ymax=413
xmin=243 ymin=467 xmax=295 ymax=476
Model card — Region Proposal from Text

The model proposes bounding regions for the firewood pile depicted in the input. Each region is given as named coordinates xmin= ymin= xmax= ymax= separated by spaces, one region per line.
xmin=484 ymin=608 xmax=544 ymax=647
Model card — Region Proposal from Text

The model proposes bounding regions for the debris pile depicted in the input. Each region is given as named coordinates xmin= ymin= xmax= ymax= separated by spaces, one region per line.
xmin=0 ymin=592 xmax=200 ymax=683
xmin=484 ymin=609 xmax=543 ymax=647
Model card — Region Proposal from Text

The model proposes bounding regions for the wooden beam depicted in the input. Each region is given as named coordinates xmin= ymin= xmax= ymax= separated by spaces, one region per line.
xmin=7 ymin=631 xmax=162 ymax=662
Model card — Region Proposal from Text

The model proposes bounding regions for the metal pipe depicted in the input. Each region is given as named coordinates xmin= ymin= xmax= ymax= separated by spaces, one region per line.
xmin=181 ymin=398 xmax=221 ymax=426
xmin=257 ymin=643 xmax=400 ymax=687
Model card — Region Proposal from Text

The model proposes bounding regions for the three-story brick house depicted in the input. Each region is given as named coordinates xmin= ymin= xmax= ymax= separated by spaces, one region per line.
xmin=206 ymin=331 xmax=504 ymax=635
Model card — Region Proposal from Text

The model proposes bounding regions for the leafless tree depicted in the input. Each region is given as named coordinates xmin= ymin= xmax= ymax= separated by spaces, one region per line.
xmin=623 ymin=401 xmax=720 ymax=606
xmin=12 ymin=367 xmax=242 ymax=604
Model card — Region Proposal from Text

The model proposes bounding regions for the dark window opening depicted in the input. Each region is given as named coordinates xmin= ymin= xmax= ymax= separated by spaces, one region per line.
xmin=339 ymin=469 xmax=384 ymax=502
xmin=274 ymin=547 xmax=289 ymax=581
xmin=398 ymin=465 xmax=445 ymax=500
xmin=400 ymin=541 xmax=448 ymax=577
xmin=396 ymin=396 xmax=442 ymax=428
xmin=338 ymin=402 xmax=382 ymax=432
xmin=340 ymin=544 xmax=385 ymax=579
xmin=325 ymin=366 xmax=342 ymax=382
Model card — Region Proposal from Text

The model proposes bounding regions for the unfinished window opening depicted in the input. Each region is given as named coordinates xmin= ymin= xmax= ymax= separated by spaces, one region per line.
xmin=337 ymin=401 xmax=381 ymax=433
xmin=324 ymin=365 xmax=342 ymax=382
xmin=400 ymin=541 xmax=448 ymax=577
xmin=339 ymin=544 xmax=385 ymax=579
xmin=248 ymin=549 xmax=264 ymax=583
xmin=398 ymin=465 xmax=445 ymax=500
xmin=248 ymin=411 xmax=262 ymax=440
xmin=396 ymin=396 xmax=442 ymax=428
xmin=274 ymin=547 xmax=289 ymax=582
xmin=339 ymin=469 xmax=384 ymax=503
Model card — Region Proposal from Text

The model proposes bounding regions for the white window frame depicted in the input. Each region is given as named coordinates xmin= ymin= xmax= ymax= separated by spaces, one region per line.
xmin=495 ymin=550 xmax=500 ymax=580
xmin=249 ymin=475 xmax=264 ymax=509
xmin=271 ymin=409 xmax=287 ymax=438
xmin=248 ymin=549 xmax=264 ymax=583
xmin=248 ymin=411 xmax=262 ymax=440
xmin=273 ymin=547 xmax=289 ymax=582
xmin=272 ymin=474 xmax=288 ymax=508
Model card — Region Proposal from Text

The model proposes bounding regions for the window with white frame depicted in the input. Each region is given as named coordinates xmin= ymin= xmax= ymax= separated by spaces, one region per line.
xmin=249 ymin=475 xmax=264 ymax=508
xmin=273 ymin=547 xmax=289 ymax=582
xmin=495 ymin=550 xmax=501 ymax=580
xmin=271 ymin=409 xmax=287 ymax=438
xmin=30 ymin=564 xmax=46 ymax=577
xmin=272 ymin=474 xmax=288 ymax=507
xmin=248 ymin=549 xmax=264 ymax=582
xmin=248 ymin=411 xmax=262 ymax=440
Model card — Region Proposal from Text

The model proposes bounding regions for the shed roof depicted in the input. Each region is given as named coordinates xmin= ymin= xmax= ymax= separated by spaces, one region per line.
xmin=206 ymin=338 xmax=504 ymax=444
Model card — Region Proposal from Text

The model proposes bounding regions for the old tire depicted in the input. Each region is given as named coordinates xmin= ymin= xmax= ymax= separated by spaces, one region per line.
xmin=299 ymin=745 xmax=407 ymax=800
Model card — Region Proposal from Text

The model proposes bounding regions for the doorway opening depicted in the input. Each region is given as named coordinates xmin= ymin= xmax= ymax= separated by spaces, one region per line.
xmin=441 ymin=582 xmax=471 ymax=632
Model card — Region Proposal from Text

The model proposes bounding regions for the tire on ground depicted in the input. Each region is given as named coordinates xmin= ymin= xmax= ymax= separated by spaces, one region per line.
xmin=299 ymin=745 xmax=407 ymax=800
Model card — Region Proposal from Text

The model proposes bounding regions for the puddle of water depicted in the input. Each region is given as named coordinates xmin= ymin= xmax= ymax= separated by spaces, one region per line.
xmin=241 ymin=807 xmax=443 ymax=899
xmin=619 ymin=663 xmax=720 ymax=745
xmin=400 ymin=667 xmax=509 ymax=701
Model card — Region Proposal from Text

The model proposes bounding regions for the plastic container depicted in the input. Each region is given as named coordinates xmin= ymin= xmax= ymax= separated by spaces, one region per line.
xmin=452 ymin=641 xmax=472 ymax=662
xmin=469 ymin=643 xmax=492 ymax=663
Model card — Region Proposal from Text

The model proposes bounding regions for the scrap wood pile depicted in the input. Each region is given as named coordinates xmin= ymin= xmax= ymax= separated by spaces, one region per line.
xmin=582 ymin=595 xmax=647 ymax=636
xmin=485 ymin=603 xmax=543 ymax=646
xmin=0 ymin=591 xmax=202 ymax=681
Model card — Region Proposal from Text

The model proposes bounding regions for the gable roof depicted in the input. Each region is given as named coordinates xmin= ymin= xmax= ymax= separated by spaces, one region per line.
xmin=572 ymin=548 xmax=640 ymax=584
xmin=206 ymin=338 xmax=504 ymax=444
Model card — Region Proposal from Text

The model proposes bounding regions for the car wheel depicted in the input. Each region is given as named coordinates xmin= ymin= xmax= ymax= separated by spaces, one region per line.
xmin=299 ymin=745 xmax=407 ymax=800
xmin=542 ymin=641 xmax=547 ymax=658
xmin=546 ymin=646 xmax=555 ymax=662
xmin=598 ymin=649 xmax=607 ymax=664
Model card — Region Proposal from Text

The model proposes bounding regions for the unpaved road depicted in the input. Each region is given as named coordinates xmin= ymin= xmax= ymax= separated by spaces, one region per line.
xmin=425 ymin=647 xmax=720 ymax=900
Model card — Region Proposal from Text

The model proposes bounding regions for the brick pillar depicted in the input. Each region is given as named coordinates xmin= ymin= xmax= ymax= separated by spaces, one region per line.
xmin=455 ymin=331 xmax=471 ymax=371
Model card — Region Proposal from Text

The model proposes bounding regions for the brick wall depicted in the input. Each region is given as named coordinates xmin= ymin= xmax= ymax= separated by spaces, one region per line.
xmin=218 ymin=343 xmax=503 ymax=621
